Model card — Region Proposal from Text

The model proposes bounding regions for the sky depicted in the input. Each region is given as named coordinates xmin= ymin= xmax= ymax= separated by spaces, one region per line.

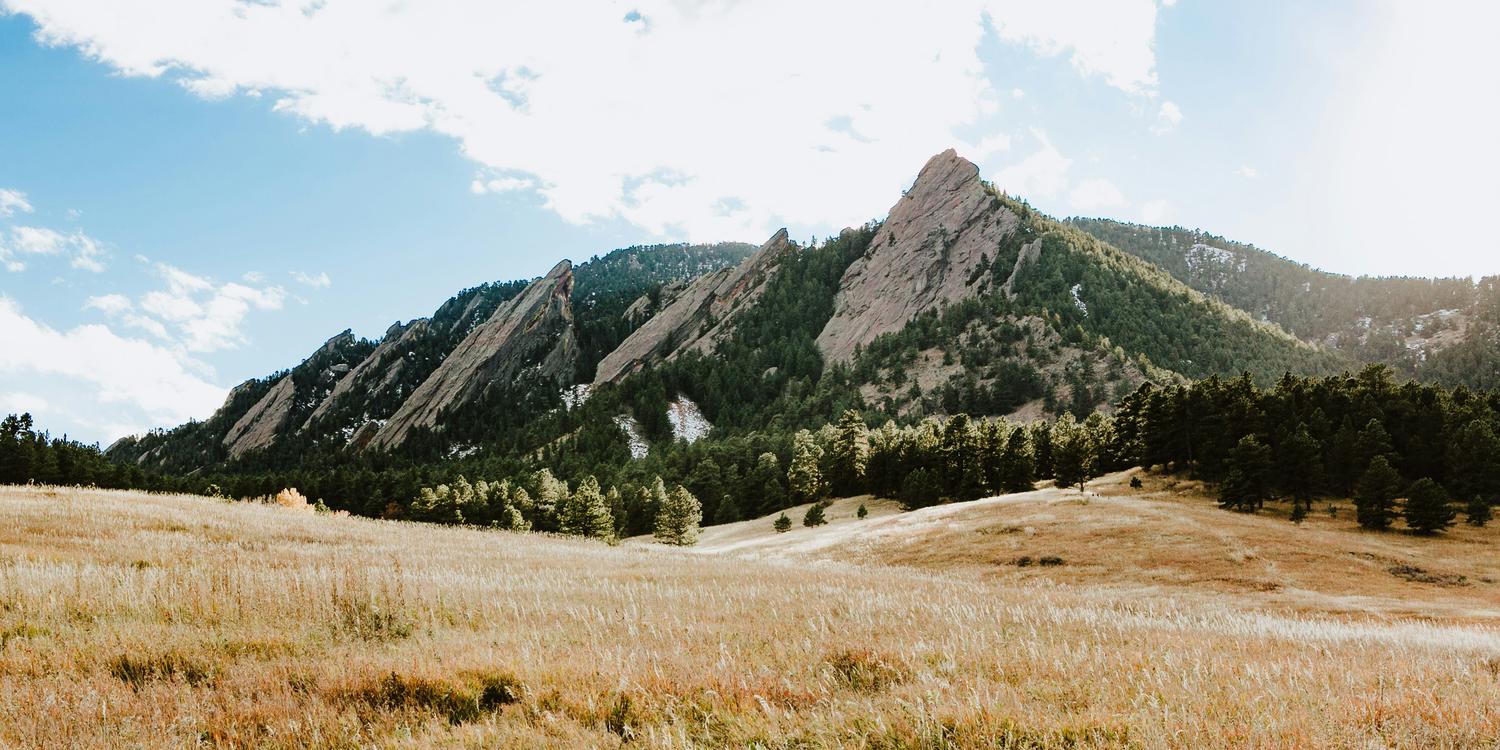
xmin=1 ymin=0 xmax=1497 ymax=446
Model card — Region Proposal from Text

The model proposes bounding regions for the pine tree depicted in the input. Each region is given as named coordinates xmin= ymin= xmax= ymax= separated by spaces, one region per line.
xmin=787 ymin=429 xmax=825 ymax=504
xmin=996 ymin=427 xmax=1035 ymax=494
xmin=1354 ymin=418 xmax=1394 ymax=476
xmin=714 ymin=493 xmax=741 ymax=524
xmin=1354 ymin=456 xmax=1402 ymax=530
xmin=774 ymin=513 xmax=792 ymax=533
xmin=1279 ymin=423 xmax=1324 ymax=515
xmin=560 ymin=475 xmax=614 ymax=540
xmin=1465 ymin=496 xmax=1492 ymax=527
xmin=828 ymin=409 xmax=869 ymax=495
xmin=1403 ymin=477 xmax=1454 ymax=535
xmin=802 ymin=501 xmax=828 ymax=527
xmin=1326 ymin=416 xmax=1360 ymax=495
xmin=749 ymin=452 xmax=786 ymax=516
xmin=654 ymin=485 xmax=702 ymax=546
xmin=856 ymin=503 xmax=868 ymax=519
xmin=531 ymin=469 xmax=568 ymax=532
xmin=1447 ymin=419 xmax=1500 ymax=508
xmin=1218 ymin=435 xmax=1273 ymax=512
xmin=1051 ymin=414 xmax=1096 ymax=493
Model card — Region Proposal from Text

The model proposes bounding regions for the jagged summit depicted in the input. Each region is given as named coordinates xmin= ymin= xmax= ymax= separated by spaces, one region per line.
xmin=815 ymin=148 xmax=1023 ymax=362
xmin=366 ymin=259 xmax=579 ymax=451
xmin=592 ymin=228 xmax=793 ymax=385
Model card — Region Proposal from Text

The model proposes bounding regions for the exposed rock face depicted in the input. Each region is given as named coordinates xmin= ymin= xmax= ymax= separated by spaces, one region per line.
xmin=816 ymin=149 xmax=1019 ymax=362
xmin=366 ymin=260 xmax=579 ymax=451
xmin=302 ymin=320 xmax=423 ymax=431
xmin=221 ymin=375 xmax=296 ymax=460
xmin=593 ymin=229 xmax=793 ymax=384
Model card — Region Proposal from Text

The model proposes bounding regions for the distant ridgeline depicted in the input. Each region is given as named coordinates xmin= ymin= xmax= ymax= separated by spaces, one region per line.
xmin=67 ymin=150 xmax=1498 ymax=530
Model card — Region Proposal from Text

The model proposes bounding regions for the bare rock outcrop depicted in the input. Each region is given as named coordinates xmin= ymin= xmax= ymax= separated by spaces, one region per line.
xmin=301 ymin=320 xmax=423 ymax=431
xmin=366 ymin=260 xmax=579 ymax=451
xmin=221 ymin=375 xmax=296 ymax=460
xmin=815 ymin=149 xmax=1020 ymax=363
xmin=593 ymin=229 xmax=793 ymax=384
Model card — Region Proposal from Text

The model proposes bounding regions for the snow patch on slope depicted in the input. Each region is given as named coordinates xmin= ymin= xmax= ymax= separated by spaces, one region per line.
xmin=1070 ymin=283 xmax=1088 ymax=316
xmin=612 ymin=414 xmax=650 ymax=459
xmin=668 ymin=395 xmax=711 ymax=443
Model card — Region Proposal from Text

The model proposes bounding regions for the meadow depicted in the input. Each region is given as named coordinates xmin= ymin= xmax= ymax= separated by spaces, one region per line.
xmin=1 ymin=480 xmax=1498 ymax=748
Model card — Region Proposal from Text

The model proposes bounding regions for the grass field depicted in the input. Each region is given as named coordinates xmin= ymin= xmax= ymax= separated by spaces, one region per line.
xmin=2 ymin=477 xmax=1498 ymax=748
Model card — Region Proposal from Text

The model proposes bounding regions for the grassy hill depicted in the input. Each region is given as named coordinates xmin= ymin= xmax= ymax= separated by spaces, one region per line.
xmin=3 ymin=483 xmax=1498 ymax=748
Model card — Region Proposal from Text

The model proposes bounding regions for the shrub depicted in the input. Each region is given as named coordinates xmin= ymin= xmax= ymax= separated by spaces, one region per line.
xmin=275 ymin=488 xmax=312 ymax=513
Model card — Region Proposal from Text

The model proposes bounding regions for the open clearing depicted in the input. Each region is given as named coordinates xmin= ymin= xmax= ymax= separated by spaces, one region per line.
xmin=2 ymin=480 xmax=1499 ymax=748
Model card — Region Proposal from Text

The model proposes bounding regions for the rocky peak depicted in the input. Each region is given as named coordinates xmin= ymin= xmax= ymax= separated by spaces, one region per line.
xmin=365 ymin=260 xmax=579 ymax=451
xmin=222 ymin=375 xmax=296 ymax=460
xmin=815 ymin=148 xmax=1021 ymax=362
xmin=592 ymin=229 xmax=793 ymax=385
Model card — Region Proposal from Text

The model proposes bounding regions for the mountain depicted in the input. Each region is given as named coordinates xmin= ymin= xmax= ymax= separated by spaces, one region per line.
xmin=108 ymin=150 xmax=1493 ymax=477
xmin=1068 ymin=218 xmax=1500 ymax=387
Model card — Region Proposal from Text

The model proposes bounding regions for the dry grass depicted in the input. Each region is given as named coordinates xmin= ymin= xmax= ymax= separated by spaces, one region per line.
xmin=1 ymin=483 xmax=1498 ymax=748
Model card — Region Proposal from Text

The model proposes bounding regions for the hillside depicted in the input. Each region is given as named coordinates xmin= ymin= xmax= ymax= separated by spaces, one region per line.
xmin=4 ymin=483 xmax=1498 ymax=748
xmin=1069 ymin=218 xmax=1500 ymax=387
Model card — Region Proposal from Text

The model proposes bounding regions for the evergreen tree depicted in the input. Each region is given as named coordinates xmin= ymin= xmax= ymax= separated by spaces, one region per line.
xmin=827 ymin=409 xmax=869 ymax=495
xmin=1465 ymin=495 xmax=1492 ymax=527
xmin=787 ymin=429 xmax=825 ymax=504
xmin=654 ymin=485 xmax=703 ymax=546
xmin=1218 ymin=435 xmax=1273 ymax=512
xmin=560 ymin=475 xmax=614 ymax=540
xmin=1326 ymin=416 xmax=1360 ymax=495
xmin=1403 ymin=477 xmax=1454 ymax=534
xmin=1354 ymin=456 xmax=1402 ymax=530
xmin=1354 ymin=418 xmax=1394 ymax=476
xmin=749 ymin=452 xmax=787 ymax=516
xmin=1447 ymin=419 xmax=1500 ymax=508
xmin=996 ymin=426 xmax=1035 ymax=493
xmin=1278 ymin=423 xmax=1324 ymax=515
xmin=684 ymin=458 xmax=726 ymax=524
xmin=856 ymin=502 xmax=868 ymax=519
xmin=774 ymin=513 xmax=792 ymax=533
xmin=531 ymin=469 xmax=568 ymax=532
xmin=899 ymin=467 xmax=940 ymax=508
xmin=802 ymin=501 xmax=828 ymax=527
xmin=1051 ymin=414 xmax=1096 ymax=492
xmin=714 ymin=493 xmax=742 ymax=524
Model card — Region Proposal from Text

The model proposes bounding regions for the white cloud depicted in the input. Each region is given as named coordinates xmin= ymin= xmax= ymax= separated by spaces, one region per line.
xmin=471 ymin=176 xmax=536 ymax=195
xmin=2 ymin=0 xmax=1162 ymax=241
xmin=92 ymin=263 xmax=286 ymax=352
xmin=290 ymin=270 xmax=331 ymax=288
xmin=242 ymin=270 xmax=265 ymax=283
xmin=5 ymin=225 xmax=107 ymax=272
xmin=1140 ymin=198 xmax=1173 ymax=224
xmin=1069 ymin=177 xmax=1128 ymax=212
xmin=0 ymin=390 xmax=47 ymax=414
xmin=1237 ymin=165 xmax=1258 ymax=179
xmin=0 ymin=189 xmax=32 ymax=217
xmin=991 ymin=130 xmax=1073 ymax=199
xmin=0 ymin=297 xmax=225 ymax=439
xmin=1151 ymin=100 xmax=1182 ymax=134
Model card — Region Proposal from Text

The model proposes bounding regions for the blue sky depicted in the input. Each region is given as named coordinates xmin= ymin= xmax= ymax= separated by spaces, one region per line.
xmin=1 ymin=1 xmax=1496 ymax=445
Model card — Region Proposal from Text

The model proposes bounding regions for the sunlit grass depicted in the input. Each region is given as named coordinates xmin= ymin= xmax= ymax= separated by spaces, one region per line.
xmin=0 ymin=484 xmax=1497 ymax=748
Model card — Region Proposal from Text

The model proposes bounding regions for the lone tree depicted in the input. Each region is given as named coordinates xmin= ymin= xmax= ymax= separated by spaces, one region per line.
xmin=856 ymin=503 xmax=868 ymax=519
xmin=828 ymin=409 xmax=869 ymax=495
xmin=773 ymin=513 xmax=792 ymax=532
xmin=802 ymin=501 xmax=828 ymax=527
xmin=1403 ymin=478 xmax=1455 ymax=535
xmin=1354 ymin=456 xmax=1402 ymax=530
xmin=1466 ymin=496 xmax=1493 ymax=527
xmin=654 ymin=485 xmax=703 ymax=546
xmin=560 ymin=475 xmax=614 ymax=540
xmin=787 ymin=429 xmax=825 ymax=504
xmin=1219 ymin=434 xmax=1273 ymax=512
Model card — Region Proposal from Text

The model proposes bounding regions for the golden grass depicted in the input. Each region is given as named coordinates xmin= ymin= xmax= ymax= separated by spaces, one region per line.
xmin=1 ymin=482 xmax=1498 ymax=748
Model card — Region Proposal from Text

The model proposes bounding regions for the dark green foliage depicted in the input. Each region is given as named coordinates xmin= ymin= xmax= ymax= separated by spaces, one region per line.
xmin=0 ymin=413 xmax=160 ymax=491
xmin=802 ymin=501 xmax=828 ymax=527
xmin=1403 ymin=478 xmax=1454 ymax=535
xmin=1219 ymin=435 xmax=1273 ymax=512
xmin=1465 ymin=496 xmax=1492 ymax=527
xmin=1278 ymin=423 xmax=1324 ymax=510
xmin=774 ymin=513 xmax=792 ymax=532
xmin=1355 ymin=457 xmax=1403 ymax=531
xmin=856 ymin=503 xmax=868 ymax=519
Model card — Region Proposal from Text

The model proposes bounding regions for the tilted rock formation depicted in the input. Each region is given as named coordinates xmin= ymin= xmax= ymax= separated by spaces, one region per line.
xmin=816 ymin=148 xmax=1020 ymax=362
xmin=593 ymin=229 xmax=793 ymax=384
xmin=301 ymin=320 xmax=421 ymax=431
xmin=365 ymin=260 xmax=579 ymax=451
xmin=221 ymin=375 xmax=296 ymax=460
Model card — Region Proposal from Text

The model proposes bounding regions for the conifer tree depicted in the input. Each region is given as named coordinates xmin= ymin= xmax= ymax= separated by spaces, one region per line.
xmin=773 ymin=513 xmax=792 ymax=533
xmin=1354 ymin=456 xmax=1402 ymax=530
xmin=1354 ymin=418 xmax=1394 ymax=476
xmin=857 ymin=503 xmax=868 ymax=519
xmin=802 ymin=501 xmax=828 ymax=527
xmin=714 ymin=493 xmax=741 ymax=524
xmin=1403 ymin=478 xmax=1454 ymax=534
xmin=1218 ymin=435 xmax=1273 ymax=512
xmin=1466 ymin=496 xmax=1492 ymax=527
xmin=787 ymin=429 xmax=825 ymax=504
xmin=1326 ymin=416 xmax=1360 ymax=495
xmin=996 ymin=426 xmax=1035 ymax=493
xmin=654 ymin=485 xmax=702 ymax=546
xmin=1051 ymin=414 xmax=1096 ymax=493
xmin=1447 ymin=419 xmax=1500 ymax=508
xmin=750 ymin=452 xmax=786 ymax=515
xmin=1279 ymin=423 xmax=1324 ymax=515
xmin=828 ymin=409 xmax=869 ymax=495
xmin=531 ymin=469 xmax=568 ymax=532
xmin=561 ymin=475 xmax=614 ymax=540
